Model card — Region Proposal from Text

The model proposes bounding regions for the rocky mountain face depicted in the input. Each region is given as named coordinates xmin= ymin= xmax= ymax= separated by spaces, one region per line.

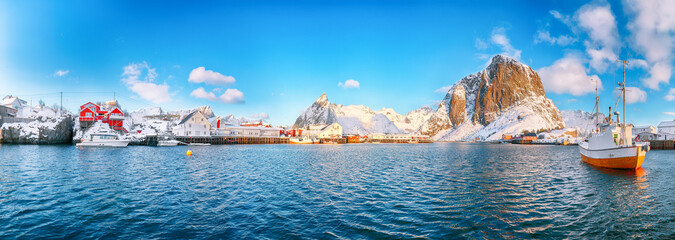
xmin=420 ymin=55 xmax=565 ymax=141
xmin=293 ymin=93 xmax=433 ymax=135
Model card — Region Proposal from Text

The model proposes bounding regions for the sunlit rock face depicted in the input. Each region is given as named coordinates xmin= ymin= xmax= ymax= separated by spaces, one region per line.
xmin=420 ymin=55 xmax=565 ymax=141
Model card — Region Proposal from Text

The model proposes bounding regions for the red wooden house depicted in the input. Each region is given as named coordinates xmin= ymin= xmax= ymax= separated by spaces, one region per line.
xmin=79 ymin=102 xmax=126 ymax=132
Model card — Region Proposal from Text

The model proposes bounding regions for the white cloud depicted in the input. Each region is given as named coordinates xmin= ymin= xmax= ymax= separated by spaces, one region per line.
xmin=475 ymin=38 xmax=488 ymax=50
xmin=54 ymin=69 xmax=69 ymax=77
xmin=249 ymin=113 xmax=269 ymax=119
xmin=221 ymin=89 xmax=245 ymax=103
xmin=614 ymin=86 xmax=647 ymax=104
xmin=188 ymin=67 xmax=235 ymax=86
xmin=338 ymin=79 xmax=360 ymax=89
xmin=490 ymin=27 xmax=521 ymax=60
xmin=576 ymin=3 xmax=620 ymax=73
xmin=550 ymin=10 xmax=575 ymax=30
xmin=434 ymin=85 xmax=451 ymax=93
xmin=628 ymin=58 xmax=649 ymax=69
xmin=665 ymin=88 xmax=675 ymax=101
xmin=664 ymin=112 xmax=675 ymax=116
xmin=538 ymin=53 xmax=602 ymax=96
xmin=190 ymin=87 xmax=245 ymax=104
xmin=190 ymin=87 xmax=218 ymax=101
xmin=121 ymin=62 xmax=171 ymax=103
xmin=624 ymin=0 xmax=675 ymax=90
xmin=534 ymin=30 xmax=576 ymax=46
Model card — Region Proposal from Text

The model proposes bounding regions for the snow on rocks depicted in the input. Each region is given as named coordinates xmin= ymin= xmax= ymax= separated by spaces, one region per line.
xmin=1 ymin=106 xmax=73 ymax=144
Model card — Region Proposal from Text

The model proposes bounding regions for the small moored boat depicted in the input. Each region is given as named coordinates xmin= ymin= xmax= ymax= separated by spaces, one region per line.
xmin=157 ymin=134 xmax=182 ymax=146
xmin=188 ymin=143 xmax=211 ymax=146
xmin=158 ymin=140 xmax=181 ymax=146
xmin=289 ymin=137 xmax=316 ymax=144
xmin=77 ymin=133 xmax=129 ymax=148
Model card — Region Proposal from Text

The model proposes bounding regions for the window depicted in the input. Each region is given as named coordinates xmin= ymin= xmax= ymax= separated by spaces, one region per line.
xmin=189 ymin=124 xmax=192 ymax=127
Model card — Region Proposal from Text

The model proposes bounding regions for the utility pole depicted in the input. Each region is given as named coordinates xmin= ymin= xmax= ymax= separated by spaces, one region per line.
xmin=60 ymin=91 xmax=63 ymax=114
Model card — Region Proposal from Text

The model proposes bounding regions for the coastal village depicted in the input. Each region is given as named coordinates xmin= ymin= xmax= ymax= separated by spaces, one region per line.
xmin=0 ymin=93 xmax=673 ymax=149
xmin=0 ymin=95 xmax=433 ymax=146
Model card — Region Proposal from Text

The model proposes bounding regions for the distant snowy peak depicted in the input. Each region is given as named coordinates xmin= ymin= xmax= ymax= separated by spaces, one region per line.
xmin=421 ymin=54 xmax=565 ymax=141
xmin=292 ymin=93 xmax=432 ymax=134
xmin=292 ymin=93 xmax=338 ymax=129
xmin=561 ymin=109 xmax=607 ymax=137
xmin=130 ymin=107 xmax=163 ymax=124
xmin=169 ymin=106 xmax=214 ymax=120
xmin=315 ymin=93 xmax=330 ymax=108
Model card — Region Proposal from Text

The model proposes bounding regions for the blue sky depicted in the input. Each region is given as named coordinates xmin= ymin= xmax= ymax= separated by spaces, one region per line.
xmin=0 ymin=0 xmax=673 ymax=126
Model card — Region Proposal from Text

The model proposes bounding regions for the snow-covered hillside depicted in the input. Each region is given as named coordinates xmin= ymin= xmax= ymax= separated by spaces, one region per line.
xmin=293 ymin=93 xmax=433 ymax=135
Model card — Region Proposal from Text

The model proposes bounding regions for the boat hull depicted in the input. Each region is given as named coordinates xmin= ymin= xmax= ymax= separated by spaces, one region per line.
xmin=76 ymin=140 xmax=130 ymax=148
xmin=579 ymin=144 xmax=647 ymax=169
xmin=157 ymin=140 xmax=180 ymax=146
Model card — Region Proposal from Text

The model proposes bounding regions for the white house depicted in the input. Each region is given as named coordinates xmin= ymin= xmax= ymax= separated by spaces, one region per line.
xmin=303 ymin=123 xmax=342 ymax=138
xmin=1 ymin=95 xmax=27 ymax=110
xmin=657 ymin=120 xmax=675 ymax=140
xmin=172 ymin=111 xmax=211 ymax=136
xmin=632 ymin=125 xmax=656 ymax=135
xmin=214 ymin=125 xmax=282 ymax=137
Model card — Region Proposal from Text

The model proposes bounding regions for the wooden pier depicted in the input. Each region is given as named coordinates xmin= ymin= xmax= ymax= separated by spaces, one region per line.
xmin=177 ymin=136 xmax=289 ymax=145
xmin=135 ymin=135 xmax=435 ymax=146
xmin=512 ymin=139 xmax=533 ymax=144
xmin=370 ymin=139 xmax=433 ymax=144
xmin=318 ymin=138 xmax=347 ymax=144
xmin=649 ymin=140 xmax=675 ymax=150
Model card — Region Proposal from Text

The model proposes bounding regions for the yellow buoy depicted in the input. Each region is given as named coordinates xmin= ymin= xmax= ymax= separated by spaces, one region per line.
xmin=186 ymin=150 xmax=193 ymax=156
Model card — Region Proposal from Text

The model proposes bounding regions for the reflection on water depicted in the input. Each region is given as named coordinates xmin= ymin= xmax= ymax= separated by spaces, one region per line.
xmin=0 ymin=143 xmax=673 ymax=239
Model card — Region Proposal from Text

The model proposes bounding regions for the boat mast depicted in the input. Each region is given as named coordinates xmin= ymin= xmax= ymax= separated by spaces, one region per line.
xmin=594 ymin=78 xmax=599 ymax=128
xmin=617 ymin=59 xmax=629 ymax=144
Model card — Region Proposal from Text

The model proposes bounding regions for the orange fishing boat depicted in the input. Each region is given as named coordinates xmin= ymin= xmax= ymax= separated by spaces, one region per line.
xmin=579 ymin=59 xmax=649 ymax=169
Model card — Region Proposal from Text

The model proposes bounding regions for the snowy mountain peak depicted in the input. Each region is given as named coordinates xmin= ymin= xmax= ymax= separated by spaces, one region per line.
xmin=315 ymin=93 xmax=330 ymax=107
xmin=488 ymin=54 xmax=520 ymax=67
xmin=420 ymin=55 xmax=564 ymax=141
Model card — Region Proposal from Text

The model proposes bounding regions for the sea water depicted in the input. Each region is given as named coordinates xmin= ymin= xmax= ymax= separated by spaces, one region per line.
xmin=0 ymin=143 xmax=673 ymax=239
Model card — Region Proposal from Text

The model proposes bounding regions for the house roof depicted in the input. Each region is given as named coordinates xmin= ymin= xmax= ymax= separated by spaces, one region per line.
xmin=658 ymin=120 xmax=675 ymax=128
xmin=633 ymin=125 xmax=654 ymax=129
xmin=2 ymin=96 xmax=27 ymax=106
xmin=178 ymin=111 xmax=206 ymax=125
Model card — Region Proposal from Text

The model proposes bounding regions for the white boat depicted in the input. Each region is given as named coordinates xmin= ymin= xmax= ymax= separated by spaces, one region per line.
xmin=157 ymin=140 xmax=181 ymax=146
xmin=188 ymin=143 xmax=211 ymax=146
xmin=76 ymin=133 xmax=129 ymax=148
xmin=579 ymin=59 xmax=649 ymax=169
xmin=157 ymin=134 xmax=182 ymax=147
xmin=289 ymin=137 xmax=316 ymax=144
